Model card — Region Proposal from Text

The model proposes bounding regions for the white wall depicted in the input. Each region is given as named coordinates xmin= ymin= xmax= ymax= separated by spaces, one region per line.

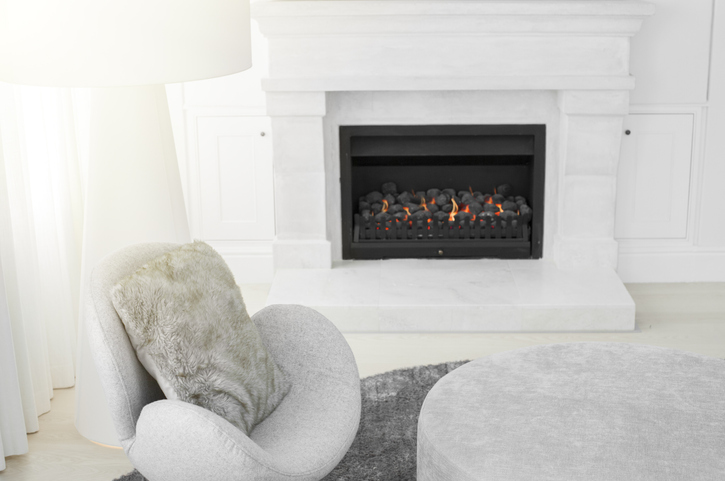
xmin=170 ymin=0 xmax=725 ymax=283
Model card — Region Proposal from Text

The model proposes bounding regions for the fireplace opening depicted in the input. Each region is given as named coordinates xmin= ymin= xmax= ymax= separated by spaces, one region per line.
xmin=340 ymin=125 xmax=545 ymax=260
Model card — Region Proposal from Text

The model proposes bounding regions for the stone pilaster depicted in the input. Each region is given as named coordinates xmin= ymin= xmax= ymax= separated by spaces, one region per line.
xmin=266 ymin=91 xmax=331 ymax=269
xmin=555 ymin=90 xmax=629 ymax=270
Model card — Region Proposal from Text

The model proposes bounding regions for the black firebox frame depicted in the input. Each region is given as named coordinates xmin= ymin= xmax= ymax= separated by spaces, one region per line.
xmin=340 ymin=124 xmax=545 ymax=260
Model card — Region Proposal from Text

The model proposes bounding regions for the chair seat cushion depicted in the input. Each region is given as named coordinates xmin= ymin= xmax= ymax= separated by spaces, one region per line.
xmin=110 ymin=240 xmax=290 ymax=435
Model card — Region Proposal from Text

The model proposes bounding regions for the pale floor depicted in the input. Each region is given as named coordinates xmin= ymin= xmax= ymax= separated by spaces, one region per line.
xmin=2 ymin=283 xmax=724 ymax=481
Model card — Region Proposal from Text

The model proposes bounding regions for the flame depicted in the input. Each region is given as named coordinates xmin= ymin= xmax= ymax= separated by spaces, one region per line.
xmin=495 ymin=203 xmax=503 ymax=216
xmin=469 ymin=186 xmax=474 ymax=196
xmin=403 ymin=206 xmax=410 ymax=215
xmin=449 ymin=198 xmax=459 ymax=222
xmin=420 ymin=197 xmax=429 ymax=212
xmin=382 ymin=199 xmax=389 ymax=213
xmin=494 ymin=187 xmax=497 ymax=195
xmin=484 ymin=196 xmax=493 ymax=205
xmin=430 ymin=197 xmax=436 ymax=205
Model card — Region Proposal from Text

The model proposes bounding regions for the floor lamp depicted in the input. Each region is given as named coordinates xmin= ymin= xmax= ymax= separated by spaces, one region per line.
xmin=0 ymin=0 xmax=252 ymax=445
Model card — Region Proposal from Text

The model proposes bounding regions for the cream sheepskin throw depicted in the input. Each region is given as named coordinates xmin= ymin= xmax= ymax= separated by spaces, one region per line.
xmin=111 ymin=241 xmax=290 ymax=435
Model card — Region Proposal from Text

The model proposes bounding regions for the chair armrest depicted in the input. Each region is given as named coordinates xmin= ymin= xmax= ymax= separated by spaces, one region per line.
xmin=128 ymin=399 xmax=295 ymax=481
xmin=249 ymin=305 xmax=361 ymax=477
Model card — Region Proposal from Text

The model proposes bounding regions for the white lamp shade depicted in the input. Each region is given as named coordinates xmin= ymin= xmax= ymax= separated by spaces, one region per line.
xmin=0 ymin=0 xmax=252 ymax=87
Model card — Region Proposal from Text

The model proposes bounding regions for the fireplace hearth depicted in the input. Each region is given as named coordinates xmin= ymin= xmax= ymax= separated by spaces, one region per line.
xmin=341 ymin=125 xmax=545 ymax=259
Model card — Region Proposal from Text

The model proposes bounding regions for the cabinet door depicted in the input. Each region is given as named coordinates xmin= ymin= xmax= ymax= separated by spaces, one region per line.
xmin=615 ymin=114 xmax=693 ymax=239
xmin=197 ymin=116 xmax=274 ymax=240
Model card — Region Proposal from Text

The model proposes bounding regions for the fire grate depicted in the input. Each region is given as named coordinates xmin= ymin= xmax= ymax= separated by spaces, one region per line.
xmin=354 ymin=212 xmax=531 ymax=242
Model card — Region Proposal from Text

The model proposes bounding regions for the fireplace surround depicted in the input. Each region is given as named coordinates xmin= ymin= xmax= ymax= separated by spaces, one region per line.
xmin=252 ymin=0 xmax=655 ymax=332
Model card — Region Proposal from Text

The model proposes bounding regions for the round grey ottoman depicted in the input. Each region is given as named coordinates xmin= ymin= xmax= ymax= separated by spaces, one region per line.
xmin=417 ymin=343 xmax=725 ymax=481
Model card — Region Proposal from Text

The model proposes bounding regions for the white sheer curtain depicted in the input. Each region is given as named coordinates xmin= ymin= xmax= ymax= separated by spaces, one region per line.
xmin=0 ymin=83 xmax=87 ymax=470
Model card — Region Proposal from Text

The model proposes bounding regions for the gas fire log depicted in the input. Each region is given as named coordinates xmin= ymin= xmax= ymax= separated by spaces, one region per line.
xmin=496 ymin=184 xmax=512 ymax=196
xmin=404 ymin=203 xmax=422 ymax=213
xmin=426 ymin=188 xmax=441 ymax=199
xmin=461 ymin=193 xmax=475 ymax=205
xmin=397 ymin=191 xmax=413 ymax=205
xmin=366 ymin=191 xmax=383 ymax=204
xmin=434 ymin=211 xmax=449 ymax=221
xmin=501 ymin=200 xmax=518 ymax=212
xmin=382 ymin=182 xmax=397 ymax=195
xmin=442 ymin=188 xmax=456 ymax=198
xmin=468 ymin=202 xmax=483 ymax=215
xmin=411 ymin=210 xmax=433 ymax=220
xmin=435 ymin=194 xmax=449 ymax=205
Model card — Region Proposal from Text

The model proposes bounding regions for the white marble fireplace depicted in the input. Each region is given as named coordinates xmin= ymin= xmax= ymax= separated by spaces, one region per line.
xmin=252 ymin=0 xmax=654 ymax=332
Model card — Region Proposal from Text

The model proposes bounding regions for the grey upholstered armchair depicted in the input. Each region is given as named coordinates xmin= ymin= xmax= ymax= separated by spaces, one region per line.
xmin=85 ymin=243 xmax=361 ymax=481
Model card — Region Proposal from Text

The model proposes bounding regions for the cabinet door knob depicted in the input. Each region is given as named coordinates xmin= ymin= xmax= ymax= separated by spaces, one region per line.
xmin=625 ymin=130 xmax=631 ymax=135
xmin=260 ymin=131 xmax=266 ymax=137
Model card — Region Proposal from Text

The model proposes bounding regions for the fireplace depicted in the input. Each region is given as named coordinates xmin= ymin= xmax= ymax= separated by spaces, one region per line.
xmin=340 ymin=124 xmax=545 ymax=260
xmin=252 ymin=0 xmax=654 ymax=332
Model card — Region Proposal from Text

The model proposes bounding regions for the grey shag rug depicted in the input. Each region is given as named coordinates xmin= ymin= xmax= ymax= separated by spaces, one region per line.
xmin=113 ymin=360 xmax=468 ymax=481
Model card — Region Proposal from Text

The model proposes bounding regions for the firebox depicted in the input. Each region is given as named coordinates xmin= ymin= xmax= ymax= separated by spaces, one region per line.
xmin=340 ymin=124 xmax=545 ymax=259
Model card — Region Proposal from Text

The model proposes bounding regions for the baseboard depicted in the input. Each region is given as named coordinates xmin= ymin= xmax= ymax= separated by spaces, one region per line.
xmin=617 ymin=250 xmax=725 ymax=283
xmin=202 ymin=239 xmax=725 ymax=284
xmin=204 ymin=240 xmax=274 ymax=283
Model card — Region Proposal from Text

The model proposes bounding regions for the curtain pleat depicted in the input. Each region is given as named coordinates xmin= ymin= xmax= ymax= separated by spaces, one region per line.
xmin=0 ymin=83 xmax=86 ymax=470
xmin=0 ymin=253 xmax=29 ymax=468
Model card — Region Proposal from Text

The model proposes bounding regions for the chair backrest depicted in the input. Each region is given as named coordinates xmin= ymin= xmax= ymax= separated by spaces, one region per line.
xmin=84 ymin=242 xmax=179 ymax=451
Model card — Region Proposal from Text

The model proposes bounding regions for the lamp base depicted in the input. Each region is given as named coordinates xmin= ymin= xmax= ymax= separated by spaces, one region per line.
xmin=74 ymin=85 xmax=190 ymax=446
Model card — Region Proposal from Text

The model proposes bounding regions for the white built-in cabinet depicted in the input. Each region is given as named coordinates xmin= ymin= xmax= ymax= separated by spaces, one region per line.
xmin=615 ymin=114 xmax=694 ymax=240
xmin=196 ymin=116 xmax=273 ymax=241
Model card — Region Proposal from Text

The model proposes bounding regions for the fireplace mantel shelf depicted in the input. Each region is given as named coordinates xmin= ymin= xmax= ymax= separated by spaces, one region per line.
xmin=252 ymin=1 xmax=655 ymax=19
xmin=262 ymin=75 xmax=636 ymax=92
xmin=253 ymin=0 xmax=654 ymax=92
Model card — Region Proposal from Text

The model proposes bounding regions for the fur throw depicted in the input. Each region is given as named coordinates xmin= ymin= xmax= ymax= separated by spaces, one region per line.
xmin=111 ymin=241 xmax=290 ymax=435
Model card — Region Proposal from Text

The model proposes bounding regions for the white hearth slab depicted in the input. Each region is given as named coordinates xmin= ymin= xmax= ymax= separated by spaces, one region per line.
xmin=265 ymin=260 xmax=635 ymax=332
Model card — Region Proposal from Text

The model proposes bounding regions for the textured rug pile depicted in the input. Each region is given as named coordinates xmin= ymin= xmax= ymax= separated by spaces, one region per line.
xmin=113 ymin=360 xmax=468 ymax=481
